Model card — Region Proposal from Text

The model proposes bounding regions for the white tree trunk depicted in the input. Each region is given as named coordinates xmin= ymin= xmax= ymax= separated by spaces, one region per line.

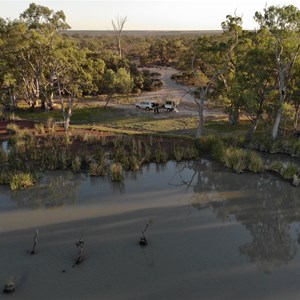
xmin=195 ymin=97 xmax=204 ymax=138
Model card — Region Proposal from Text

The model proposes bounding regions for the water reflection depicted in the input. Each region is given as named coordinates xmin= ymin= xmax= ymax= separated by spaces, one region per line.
xmin=176 ymin=159 xmax=300 ymax=273
xmin=3 ymin=158 xmax=300 ymax=274
xmin=11 ymin=171 xmax=83 ymax=209
xmin=1 ymin=141 xmax=8 ymax=153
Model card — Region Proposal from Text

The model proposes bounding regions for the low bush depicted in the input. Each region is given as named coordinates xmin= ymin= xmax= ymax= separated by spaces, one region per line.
xmin=34 ymin=123 xmax=45 ymax=134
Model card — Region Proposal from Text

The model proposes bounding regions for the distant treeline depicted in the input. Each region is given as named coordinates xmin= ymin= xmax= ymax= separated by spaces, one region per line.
xmin=63 ymin=30 xmax=223 ymax=37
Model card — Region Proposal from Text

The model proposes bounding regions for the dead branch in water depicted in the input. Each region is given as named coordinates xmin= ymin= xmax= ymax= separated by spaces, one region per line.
xmin=31 ymin=228 xmax=39 ymax=255
xmin=139 ymin=220 xmax=153 ymax=246
xmin=73 ymin=233 xmax=85 ymax=266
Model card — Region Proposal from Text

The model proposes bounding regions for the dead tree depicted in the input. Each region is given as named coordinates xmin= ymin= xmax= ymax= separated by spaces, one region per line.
xmin=112 ymin=16 xmax=127 ymax=58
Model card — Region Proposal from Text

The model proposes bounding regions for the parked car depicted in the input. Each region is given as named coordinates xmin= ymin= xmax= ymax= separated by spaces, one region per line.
xmin=164 ymin=100 xmax=177 ymax=111
xmin=136 ymin=101 xmax=156 ymax=110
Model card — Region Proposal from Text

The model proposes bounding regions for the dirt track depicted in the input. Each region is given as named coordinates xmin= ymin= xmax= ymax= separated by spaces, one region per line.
xmin=119 ymin=66 xmax=226 ymax=118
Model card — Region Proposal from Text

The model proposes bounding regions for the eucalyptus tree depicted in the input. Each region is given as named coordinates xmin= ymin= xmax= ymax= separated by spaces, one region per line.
xmin=55 ymin=43 xmax=94 ymax=130
xmin=18 ymin=2 xmax=70 ymax=109
xmin=190 ymin=15 xmax=242 ymax=138
xmin=0 ymin=19 xmax=27 ymax=108
xmin=234 ymin=30 xmax=277 ymax=140
xmin=254 ymin=5 xmax=300 ymax=139
xmin=286 ymin=57 xmax=300 ymax=130
xmin=100 ymin=67 xmax=133 ymax=108
xmin=217 ymin=14 xmax=244 ymax=125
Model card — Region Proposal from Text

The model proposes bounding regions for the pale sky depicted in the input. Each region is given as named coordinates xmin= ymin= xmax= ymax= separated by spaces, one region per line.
xmin=0 ymin=0 xmax=299 ymax=30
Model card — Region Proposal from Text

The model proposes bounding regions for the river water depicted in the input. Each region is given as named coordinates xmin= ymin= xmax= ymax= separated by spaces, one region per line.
xmin=1 ymin=159 xmax=300 ymax=299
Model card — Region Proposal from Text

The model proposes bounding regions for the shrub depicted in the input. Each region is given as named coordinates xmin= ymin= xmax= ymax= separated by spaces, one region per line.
xmin=6 ymin=123 xmax=20 ymax=135
xmin=9 ymin=172 xmax=34 ymax=190
xmin=34 ymin=123 xmax=45 ymax=134
xmin=110 ymin=163 xmax=123 ymax=182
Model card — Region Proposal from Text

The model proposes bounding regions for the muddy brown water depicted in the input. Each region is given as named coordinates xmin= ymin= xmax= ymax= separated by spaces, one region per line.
xmin=1 ymin=159 xmax=300 ymax=299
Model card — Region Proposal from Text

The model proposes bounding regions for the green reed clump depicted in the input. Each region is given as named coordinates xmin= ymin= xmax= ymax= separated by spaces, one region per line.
xmin=247 ymin=134 xmax=274 ymax=152
xmin=155 ymin=144 xmax=168 ymax=163
xmin=185 ymin=144 xmax=199 ymax=160
xmin=222 ymin=147 xmax=247 ymax=173
xmin=9 ymin=172 xmax=34 ymax=190
xmin=143 ymin=143 xmax=152 ymax=163
xmin=114 ymin=145 xmax=129 ymax=168
xmin=128 ymin=155 xmax=142 ymax=171
xmin=110 ymin=163 xmax=123 ymax=182
xmin=280 ymin=163 xmax=299 ymax=180
xmin=94 ymin=147 xmax=105 ymax=163
xmin=174 ymin=145 xmax=185 ymax=161
xmin=89 ymin=161 xmax=107 ymax=176
xmin=269 ymin=160 xmax=284 ymax=173
xmin=246 ymin=151 xmax=265 ymax=173
xmin=196 ymin=135 xmax=225 ymax=158
xmin=71 ymin=156 xmax=82 ymax=173
xmin=211 ymin=140 xmax=225 ymax=161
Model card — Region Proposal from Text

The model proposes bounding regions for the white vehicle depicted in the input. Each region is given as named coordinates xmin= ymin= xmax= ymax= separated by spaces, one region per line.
xmin=164 ymin=100 xmax=177 ymax=111
xmin=136 ymin=101 xmax=155 ymax=110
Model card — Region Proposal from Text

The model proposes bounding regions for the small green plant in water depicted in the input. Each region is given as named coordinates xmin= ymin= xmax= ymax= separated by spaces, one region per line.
xmin=89 ymin=161 xmax=106 ymax=176
xmin=9 ymin=172 xmax=34 ymax=190
xmin=110 ymin=163 xmax=123 ymax=182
